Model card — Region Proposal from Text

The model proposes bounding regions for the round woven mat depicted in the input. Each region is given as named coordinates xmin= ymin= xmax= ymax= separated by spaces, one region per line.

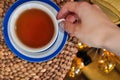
xmin=0 ymin=0 xmax=78 ymax=80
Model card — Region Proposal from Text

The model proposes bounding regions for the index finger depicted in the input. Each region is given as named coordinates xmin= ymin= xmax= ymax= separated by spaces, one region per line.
xmin=57 ymin=2 xmax=79 ymax=19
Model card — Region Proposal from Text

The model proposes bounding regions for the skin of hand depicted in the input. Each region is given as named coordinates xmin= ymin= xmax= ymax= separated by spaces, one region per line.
xmin=57 ymin=2 xmax=120 ymax=56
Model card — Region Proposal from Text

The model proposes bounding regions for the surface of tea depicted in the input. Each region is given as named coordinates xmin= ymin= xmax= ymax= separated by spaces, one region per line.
xmin=16 ymin=8 xmax=54 ymax=48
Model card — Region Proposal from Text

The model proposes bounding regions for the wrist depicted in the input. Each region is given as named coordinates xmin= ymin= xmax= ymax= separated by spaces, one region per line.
xmin=102 ymin=26 xmax=120 ymax=56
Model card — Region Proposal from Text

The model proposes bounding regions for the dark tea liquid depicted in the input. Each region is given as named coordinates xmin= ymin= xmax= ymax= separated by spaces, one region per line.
xmin=16 ymin=8 xmax=54 ymax=48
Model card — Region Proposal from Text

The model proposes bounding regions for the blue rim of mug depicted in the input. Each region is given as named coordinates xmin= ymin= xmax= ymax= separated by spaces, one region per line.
xmin=3 ymin=0 xmax=68 ymax=62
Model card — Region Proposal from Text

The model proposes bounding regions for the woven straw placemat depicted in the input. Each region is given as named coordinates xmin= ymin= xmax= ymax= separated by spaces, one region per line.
xmin=0 ymin=0 xmax=78 ymax=80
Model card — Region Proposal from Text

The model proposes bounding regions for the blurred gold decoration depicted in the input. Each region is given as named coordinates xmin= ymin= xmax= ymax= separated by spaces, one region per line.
xmin=68 ymin=57 xmax=85 ymax=77
xmin=68 ymin=49 xmax=92 ymax=78
xmin=77 ymin=42 xmax=88 ymax=49
xmin=98 ymin=49 xmax=116 ymax=73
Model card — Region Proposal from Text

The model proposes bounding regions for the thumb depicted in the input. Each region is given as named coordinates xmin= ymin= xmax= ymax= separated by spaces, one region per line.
xmin=64 ymin=21 xmax=78 ymax=35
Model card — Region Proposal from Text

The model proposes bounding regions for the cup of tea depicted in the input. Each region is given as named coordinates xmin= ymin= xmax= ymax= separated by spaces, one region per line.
xmin=9 ymin=2 xmax=59 ymax=52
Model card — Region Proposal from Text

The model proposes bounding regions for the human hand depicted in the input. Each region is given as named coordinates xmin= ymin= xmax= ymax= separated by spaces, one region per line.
xmin=57 ymin=1 xmax=119 ymax=48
